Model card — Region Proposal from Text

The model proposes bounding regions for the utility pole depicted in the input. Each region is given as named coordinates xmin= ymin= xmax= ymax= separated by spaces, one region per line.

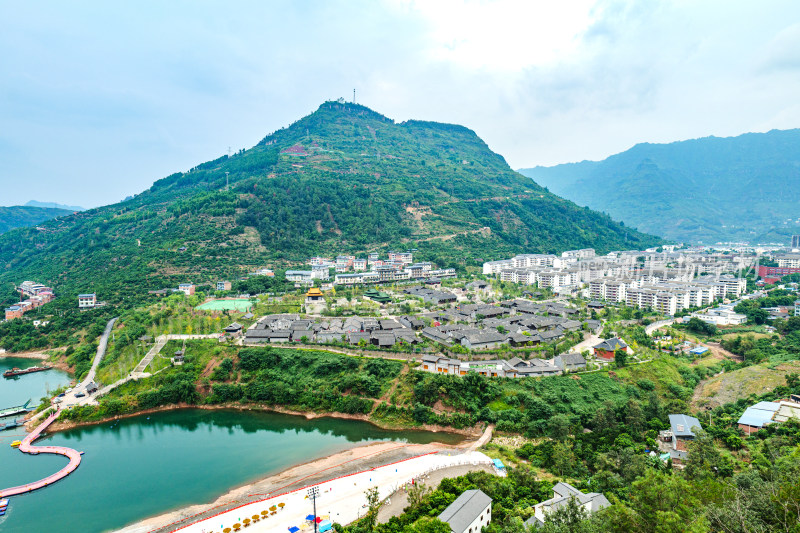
xmin=307 ymin=486 xmax=320 ymax=533
xmin=225 ymin=172 xmax=230 ymax=191
xmin=353 ymin=88 xmax=356 ymax=104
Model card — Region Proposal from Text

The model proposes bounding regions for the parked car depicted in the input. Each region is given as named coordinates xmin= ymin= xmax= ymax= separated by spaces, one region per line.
xmin=75 ymin=392 xmax=86 ymax=398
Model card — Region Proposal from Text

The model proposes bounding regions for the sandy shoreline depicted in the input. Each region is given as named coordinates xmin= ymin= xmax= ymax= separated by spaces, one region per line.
xmin=116 ymin=438 xmax=475 ymax=533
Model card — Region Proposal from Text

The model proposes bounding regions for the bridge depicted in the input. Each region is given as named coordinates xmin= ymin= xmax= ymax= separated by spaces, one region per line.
xmin=0 ymin=409 xmax=82 ymax=498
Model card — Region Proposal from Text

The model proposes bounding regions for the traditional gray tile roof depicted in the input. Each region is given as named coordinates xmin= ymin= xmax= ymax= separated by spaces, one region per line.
xmin=594 ymin=337 xmax=628 ymax=351
xmin=371 ymin=331 xmax=396 ymax=346
xmin=438 ymin=489 xmax=492 ymax=533
xmin=463 ymin=331 xmax=508 ymax=346
xmin=348 ymin=331 xmax=371 ymax=344
xmin=553 ymin=353 xmax=587 ymax=370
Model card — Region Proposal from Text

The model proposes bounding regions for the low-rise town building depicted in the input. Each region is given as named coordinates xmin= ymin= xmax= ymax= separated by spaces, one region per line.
xmin=526 ymin=483 xmax=609 ymax=528
xmin=592 ymin=337 xmax=629 ymax=360
xmin=78 ymin=293 xmax=97 ymax=308
xmin=437 ymin=489 xmax=492 ymax=533
xmin=178 ymin=283 xmax=195 ymax=296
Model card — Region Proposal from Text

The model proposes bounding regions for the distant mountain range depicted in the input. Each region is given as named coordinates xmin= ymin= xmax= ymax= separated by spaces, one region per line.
xmin=519 ymin=129 xmax=800 ymax=244
xmin=0 ymin=101 xmax=660 ymax=300
xmin=0 ymin=205 xmax=74 ymax=235
xmin=25 ymin=200 xmax=85 ymax=211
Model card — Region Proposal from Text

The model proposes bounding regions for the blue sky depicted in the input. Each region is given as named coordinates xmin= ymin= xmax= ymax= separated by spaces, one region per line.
xmin=2 ymin=0 xmax=800 ymax=207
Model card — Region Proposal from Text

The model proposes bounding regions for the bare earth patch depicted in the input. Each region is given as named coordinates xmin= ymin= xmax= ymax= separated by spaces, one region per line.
xmin=692 ymin=360 xmax=800 ymax=410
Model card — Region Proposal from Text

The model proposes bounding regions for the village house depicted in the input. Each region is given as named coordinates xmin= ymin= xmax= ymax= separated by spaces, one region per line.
xmin=526 ymin=483 xmax=609 ymax=528
xmin=223 ymin=322 xmax=243 ymax=337
xmin=437 ymin=489 xmax=492 ymax=533
xmin=178 ymin=283 xmax=195 ymax=296
xmin=592 ymin=337 xmax=629 ymax=360
xmin=78 ymin=293 xmax=97 ymax=308
xmin=553 ymin=353 xmax=588 ymax=372
xmin=667 ymin=414 xmax=703 ymax=453
xmin=737 ymin=400 xmax=800 ymax=435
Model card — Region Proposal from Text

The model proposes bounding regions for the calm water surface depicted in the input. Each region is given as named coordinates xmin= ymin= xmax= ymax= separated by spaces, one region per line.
xmin=0 ymin=356 xmax=72 ymax=408
xmin=1 ymin=398 xmax=461 ymax=533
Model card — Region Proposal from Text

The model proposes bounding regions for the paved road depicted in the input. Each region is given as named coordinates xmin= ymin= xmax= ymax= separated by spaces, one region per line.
xmin=646 ymin=319 xmax=676 ymax=336
xmin=567 ymin=333 xmax=601 ymax=354
xmin=59 ymin=317 xmax=118 ymax=408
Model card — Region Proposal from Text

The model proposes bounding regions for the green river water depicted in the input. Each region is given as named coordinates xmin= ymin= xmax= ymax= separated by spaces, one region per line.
xmin=0 ymin=357 xmax=462 ymax=533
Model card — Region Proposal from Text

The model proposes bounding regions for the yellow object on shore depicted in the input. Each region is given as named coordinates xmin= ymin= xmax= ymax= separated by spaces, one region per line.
xmin=10 ymin=440 xmax=22 ymax=448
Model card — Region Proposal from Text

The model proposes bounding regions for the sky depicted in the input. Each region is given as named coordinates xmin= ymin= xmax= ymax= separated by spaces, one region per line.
xmin=2 ymin=0 xmax=800 ymax=208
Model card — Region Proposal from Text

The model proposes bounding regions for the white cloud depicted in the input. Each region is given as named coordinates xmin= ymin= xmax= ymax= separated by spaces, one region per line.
xmin=1 ymin=0 xmax=799 ymax=206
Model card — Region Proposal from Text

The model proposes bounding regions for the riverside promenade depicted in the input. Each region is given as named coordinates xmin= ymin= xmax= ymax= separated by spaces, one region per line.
xmin=168 ymin=450 xmax=495 ymax=533
xmin=0 ymin=409 xmax=82 ymax=498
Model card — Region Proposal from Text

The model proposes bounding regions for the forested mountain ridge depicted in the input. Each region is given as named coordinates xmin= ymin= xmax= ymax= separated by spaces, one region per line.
xmin=0 ymin=101 xmax=660 ymax=301
xmin=519 ymin=129 xmax=800 ymax=243
xmin=0 ymin=205 xmax=73 ymax=234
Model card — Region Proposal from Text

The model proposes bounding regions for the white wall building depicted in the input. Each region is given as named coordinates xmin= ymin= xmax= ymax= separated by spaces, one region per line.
xmin=437 ymin=489 xmax=492 ymax=533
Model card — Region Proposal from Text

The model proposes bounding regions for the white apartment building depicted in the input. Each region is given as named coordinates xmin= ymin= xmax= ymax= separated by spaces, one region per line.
xmin=777 ymin=254 xmax=800 ymax=268
xmin=562 ymin=248 xmax=596 ymax=260
xmin=78 ymin=293 xmax=97 ymax=308
xmin=388 ymin=251 xmax=413 ymax=264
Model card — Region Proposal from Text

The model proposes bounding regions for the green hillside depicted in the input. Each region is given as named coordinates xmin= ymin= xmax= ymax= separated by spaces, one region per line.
xmin=0 ymin=102 xmax=660 ymax=301
xmin=0 ymin=205 xmax=73 ymax=234
xmin=519 ymin=129 xmax=800 ymax=244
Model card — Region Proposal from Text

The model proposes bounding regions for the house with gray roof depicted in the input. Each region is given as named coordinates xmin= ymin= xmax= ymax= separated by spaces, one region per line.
xmin=438 ymin=489 xmax=492 ymax=533
xmin=668 ymin=414 xmax=703 ymax=452
xmin=538 ymin=328 xmax=565 ymax=343
xmin=421 ymin=354 xmax=462 ymax=375
xmin=553 ymin=353 xmax=587 ymax=372
xmin=244 ymin=329 xmax=291 ymax=344
xmin=421 ymin=327 xmax=454 ymax=345
xmin=348 ymin=331 xmax=371 ymax=345
xmin=371 ymin=331 xmax=396 ymax=348
xmin=461 ymin=331 xmax=508 ymax=350
xmin=526 ymin=482 xmax=609 ymax=528
xmin=394 ymin=329 xmax=419 ymax=344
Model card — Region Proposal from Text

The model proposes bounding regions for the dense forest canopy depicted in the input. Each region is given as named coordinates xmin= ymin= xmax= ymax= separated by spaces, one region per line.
xmin=0 ymin=205 xmax=73 ymax=234
xmin=520 ymin=128 xmax=800 ymax=243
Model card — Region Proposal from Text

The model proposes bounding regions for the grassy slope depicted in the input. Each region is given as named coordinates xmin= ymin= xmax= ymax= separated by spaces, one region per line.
xmin=691 ymin=360 xmax=800 ymax=409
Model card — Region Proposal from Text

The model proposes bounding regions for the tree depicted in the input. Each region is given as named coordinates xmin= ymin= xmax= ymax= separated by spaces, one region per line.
xmin=614 ymin=349 xmax=627 ymax=367
xmin=407 ymin=481 xmax=432 ymax=508
xmin=539 ymin=495 xmax=601 ymax=533
xmin=602 ymin=470 xmax=708 ymax=533
xmin=548 ymin=414 xmax=572 ymax=441
xmin=363 ymin=486 xmax=382 ymax=532
xmin=407 ymin=517 xmax=452 ymax=533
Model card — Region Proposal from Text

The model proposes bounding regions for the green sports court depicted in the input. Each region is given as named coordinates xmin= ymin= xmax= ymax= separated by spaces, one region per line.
xmin=195 ymin=299 xmax=253 ymax=312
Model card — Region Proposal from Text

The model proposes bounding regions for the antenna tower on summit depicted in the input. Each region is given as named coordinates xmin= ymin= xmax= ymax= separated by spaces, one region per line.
xmin=353 ymin=89 xmax=356 ymax=104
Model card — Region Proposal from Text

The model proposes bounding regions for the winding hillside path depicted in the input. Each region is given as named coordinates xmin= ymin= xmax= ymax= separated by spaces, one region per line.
xmin=61 ymin=317 xmax=118 ymax=407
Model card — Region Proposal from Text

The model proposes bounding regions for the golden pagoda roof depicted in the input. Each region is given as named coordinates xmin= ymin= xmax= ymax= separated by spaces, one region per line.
xmin=305 ymin=287 xmax=324 ymax=297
